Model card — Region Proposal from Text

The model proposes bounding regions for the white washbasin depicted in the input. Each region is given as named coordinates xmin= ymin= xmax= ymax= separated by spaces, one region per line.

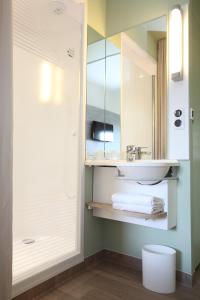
xmin=116 ymin=160 xmax=179 ymax=181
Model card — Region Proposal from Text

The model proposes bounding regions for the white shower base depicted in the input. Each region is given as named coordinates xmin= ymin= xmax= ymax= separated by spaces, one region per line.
xmin=13 ymin=235 xmax=76 ymax=285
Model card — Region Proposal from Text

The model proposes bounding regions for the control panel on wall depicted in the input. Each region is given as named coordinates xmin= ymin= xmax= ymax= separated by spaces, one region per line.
xmin=174 ymin=109 xmax=184 ymax=129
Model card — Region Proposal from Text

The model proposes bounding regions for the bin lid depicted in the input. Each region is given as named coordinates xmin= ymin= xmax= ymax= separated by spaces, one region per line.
xmin=143 ymin=245 xmax=176 ymax=256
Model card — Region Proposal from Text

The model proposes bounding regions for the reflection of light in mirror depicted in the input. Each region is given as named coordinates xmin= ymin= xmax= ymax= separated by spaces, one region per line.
xmin=99 ymin=131 xmax=114 ymax=142
xmin=99 ymin=131 xmax=105 ymax=141
xmin=169 ymin=6 xmax=183 ymax=81
xmin=105 ymin=131 xmax=113 ymax=142
xmin=54 ymin=67 xmax=63 ymax=105
xmin=40 ymin=62 xmax=53 ymax=103
xmin=139 ymin=74 xmax=144 ymax=79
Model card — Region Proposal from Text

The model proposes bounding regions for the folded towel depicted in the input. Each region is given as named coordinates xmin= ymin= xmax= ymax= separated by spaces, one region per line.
xmin=112 ymin=193 xmax=163 ymax=207
xmin=112 ymin=203 xmax=164 ymax=214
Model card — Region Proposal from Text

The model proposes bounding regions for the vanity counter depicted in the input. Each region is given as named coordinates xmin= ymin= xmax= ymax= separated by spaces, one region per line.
xmin=85 ymin=159 xmax=180 ymax=167
xmin=85 ymin=160 xmax=121 ymax=167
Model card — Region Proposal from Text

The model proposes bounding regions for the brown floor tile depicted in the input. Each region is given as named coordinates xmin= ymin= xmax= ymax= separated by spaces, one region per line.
xmin=57 ymin=270 xmax=94 ymax=298
xmin=38 ymin=290 xmax=76 ymax=300
xmin=35 ymin=262 xmax=200 ymax=300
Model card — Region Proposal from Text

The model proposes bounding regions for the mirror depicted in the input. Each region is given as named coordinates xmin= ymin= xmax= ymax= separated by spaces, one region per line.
xmin=86 ymin=28 xmax=106 ymax=160
xmin=86 ymin=27 xmax=121 ymax=160
xmin=86 ymin=16 xmax=167 ymax=160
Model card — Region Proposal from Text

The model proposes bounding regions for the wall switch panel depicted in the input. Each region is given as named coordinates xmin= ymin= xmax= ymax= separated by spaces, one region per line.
xmin=173 ymin=108 xmax=184 ymax=129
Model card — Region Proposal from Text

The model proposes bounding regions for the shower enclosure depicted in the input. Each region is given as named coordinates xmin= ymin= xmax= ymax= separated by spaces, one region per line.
xmin=12 ymin=0 xmax=84 ymax=297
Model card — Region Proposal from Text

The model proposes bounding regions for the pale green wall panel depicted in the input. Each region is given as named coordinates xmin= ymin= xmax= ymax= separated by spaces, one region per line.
xmin=87 ymin=0 xmax=106 ymax=37
xmin=126 ymin=26 xmax=157 ymax=59
xmin=84 ymin=167 xmax=104 ymax=257
xmin=189 ymin=0 xmax=200 ymax=272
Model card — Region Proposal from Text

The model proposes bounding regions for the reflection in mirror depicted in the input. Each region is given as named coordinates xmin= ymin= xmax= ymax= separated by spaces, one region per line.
xmin=105 ymin=36 xmax=121 ymax=159
xmin=86 ymin=27 xmax=106 ymax=160
xmin=86 ymin=27 xmax=121 ymax=160
xmin=121 ymin=16 xmax=167 ymax=159
xmin=86 ymin=16 xmax=167 ymax=161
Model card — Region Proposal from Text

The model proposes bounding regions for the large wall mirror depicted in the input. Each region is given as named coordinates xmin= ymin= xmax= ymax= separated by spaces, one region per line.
xmin=86 ymin=16 xmax=167 ymax=160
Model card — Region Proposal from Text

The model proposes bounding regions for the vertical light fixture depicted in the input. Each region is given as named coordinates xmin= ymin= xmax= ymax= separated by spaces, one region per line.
xmin=169 ymin=5 xmax=183 ymax=81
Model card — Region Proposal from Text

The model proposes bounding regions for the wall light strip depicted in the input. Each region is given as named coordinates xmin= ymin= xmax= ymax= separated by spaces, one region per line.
xmin=169 ymin=5 xmax=183 ymax=81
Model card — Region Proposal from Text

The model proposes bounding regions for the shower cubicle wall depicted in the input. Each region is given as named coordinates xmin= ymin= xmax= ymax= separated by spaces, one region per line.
xmin=12 ymin=0 xmax=84 ymax=297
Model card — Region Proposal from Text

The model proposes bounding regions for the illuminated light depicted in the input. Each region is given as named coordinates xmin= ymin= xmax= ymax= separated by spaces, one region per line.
xmin=99 ymin=131 xmax=114 ymax=142
xmin=99 ymin=131 xmax=105 ymax=141
xmin=40 ymin=62 xmax=53 ymax=103
xmin=54 ymin=66 xmax=63 ymax=105
xmin=169 ymin=6 xmax=183 ymax=81
xmin=105 ymin=131 xmax=113 ymax=142
xmin=139 ymin=74 xmax=144 ymax=79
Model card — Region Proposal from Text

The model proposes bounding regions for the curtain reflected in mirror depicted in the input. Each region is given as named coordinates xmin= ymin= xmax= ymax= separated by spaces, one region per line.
xmin=154 ymin=38 xmax=167 ymax=159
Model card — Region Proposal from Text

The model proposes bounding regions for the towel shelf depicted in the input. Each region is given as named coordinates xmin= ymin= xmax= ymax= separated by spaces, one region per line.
xmin=87 ymin=202 xmax=167 ymax=220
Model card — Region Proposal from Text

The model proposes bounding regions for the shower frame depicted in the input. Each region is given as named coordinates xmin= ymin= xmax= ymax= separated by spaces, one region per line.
xmin=11 ymin=2 xmax=87 ymax=298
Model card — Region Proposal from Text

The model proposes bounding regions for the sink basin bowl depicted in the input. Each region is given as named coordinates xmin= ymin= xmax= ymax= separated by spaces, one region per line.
xmin=116 ymin=160 xmax=179 ymax=181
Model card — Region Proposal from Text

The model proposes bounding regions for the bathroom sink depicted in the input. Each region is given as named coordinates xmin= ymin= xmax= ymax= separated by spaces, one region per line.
xmin=116 ymin=160 xmax=179 ymax=181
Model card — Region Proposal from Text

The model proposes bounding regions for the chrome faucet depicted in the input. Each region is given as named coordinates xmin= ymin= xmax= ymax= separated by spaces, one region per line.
xmin=126 ymin=145 xmax=150 ymax=161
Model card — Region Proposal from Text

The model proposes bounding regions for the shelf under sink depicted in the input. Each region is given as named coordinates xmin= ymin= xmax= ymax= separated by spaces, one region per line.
xmin=87 ymin=202 xmax=167 ymax=220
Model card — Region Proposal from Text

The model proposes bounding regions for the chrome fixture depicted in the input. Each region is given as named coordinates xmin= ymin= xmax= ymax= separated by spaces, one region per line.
xmin=67 ymin=48 xmax=75 ymax=58
xmin=49 ymin=1 xmax=66 ymax=15
xmin=22 ymin=238 xmax=35 ymax=245
xmin=126 ymin=145 xmax=150 ymax=161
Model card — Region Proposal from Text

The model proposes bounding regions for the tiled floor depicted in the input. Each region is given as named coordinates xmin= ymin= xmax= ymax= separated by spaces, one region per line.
xmin=38 ymin=262 xmax=200 ymax=300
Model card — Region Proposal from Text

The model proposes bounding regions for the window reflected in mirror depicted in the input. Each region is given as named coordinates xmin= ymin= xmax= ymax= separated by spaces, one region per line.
xmin=86 ymin=30 xmax=106 ymax=160
xmin=105 ymin=36 xmax=121 ymax=160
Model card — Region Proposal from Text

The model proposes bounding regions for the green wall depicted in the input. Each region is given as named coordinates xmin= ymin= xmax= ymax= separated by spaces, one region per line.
xmin=189 ymin=0 xmax=200 ymax=272
xmin=126 ymin=26 xmax=158 ymax=60
xmin=87 ymin=0 xmax=106 ymax=37
xmin=106 ymin=0 xmax=188 ymax=37
xmin=87 ymin=26 xmax=104 ymax=45
xmin=84 ymin=167 xmax=104 ymax=257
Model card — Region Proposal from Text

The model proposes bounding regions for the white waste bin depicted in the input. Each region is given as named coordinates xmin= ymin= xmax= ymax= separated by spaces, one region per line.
xmin=142 ymin=245 xmax=176 ymax=294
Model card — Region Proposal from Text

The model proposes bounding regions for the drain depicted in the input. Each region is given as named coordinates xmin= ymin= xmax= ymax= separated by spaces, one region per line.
xmin=22 ymin=238 xmax=35 ymax=245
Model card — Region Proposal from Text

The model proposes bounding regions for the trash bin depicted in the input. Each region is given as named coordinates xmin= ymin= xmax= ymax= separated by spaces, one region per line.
xmin=142 ymin=244 xmax=176 ymax=294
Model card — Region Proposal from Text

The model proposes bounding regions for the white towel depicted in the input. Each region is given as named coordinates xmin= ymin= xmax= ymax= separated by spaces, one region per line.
xmin=112 ymin=193 xmax=163 ymax=207
xmin=112 ymin=203 xmax=164 ymax=214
